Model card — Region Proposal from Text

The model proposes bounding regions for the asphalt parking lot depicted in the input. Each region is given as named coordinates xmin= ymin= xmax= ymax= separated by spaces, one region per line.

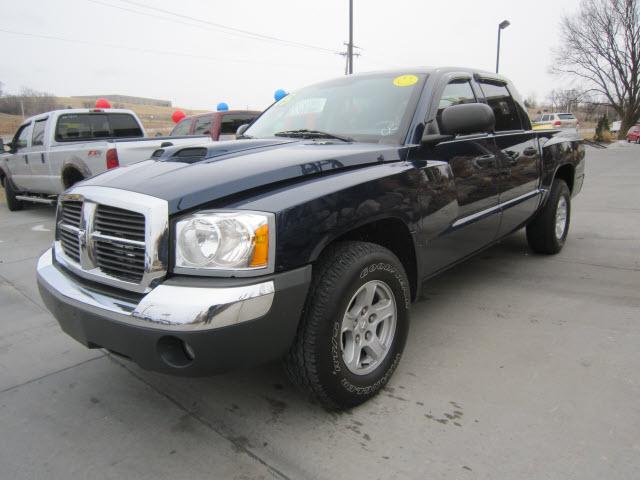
xmin=0 ymin=143 xmax=638 ymax=480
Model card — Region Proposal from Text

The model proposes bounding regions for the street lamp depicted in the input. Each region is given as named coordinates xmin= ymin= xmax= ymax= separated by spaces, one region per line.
xmin=496 ymin=20 xmax=510 ymax=74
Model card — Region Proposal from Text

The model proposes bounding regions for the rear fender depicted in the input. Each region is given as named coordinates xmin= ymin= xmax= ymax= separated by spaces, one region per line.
xmin=539 ymin=131 xmax=585 ymax=205
xmin=62 ymin=156 xmax=92 ymax=179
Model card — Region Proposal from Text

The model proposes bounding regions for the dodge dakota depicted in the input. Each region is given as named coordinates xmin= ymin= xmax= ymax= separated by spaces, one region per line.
xmin=36 ymin=68 xmax=585 ymax=409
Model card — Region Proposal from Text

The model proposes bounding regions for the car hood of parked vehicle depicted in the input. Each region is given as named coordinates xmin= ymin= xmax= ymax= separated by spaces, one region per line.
xmin=79 ymin=138 xmax=405 ymax=213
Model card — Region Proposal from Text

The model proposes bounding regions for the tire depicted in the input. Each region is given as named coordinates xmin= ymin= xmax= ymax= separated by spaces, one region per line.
xmin=4 ymin=178 xmax=24 ymax=212
xmin=285 ymin=241 xmax=411 ymax=410
xmin=526 ymin=178 xmax=571 ymax=254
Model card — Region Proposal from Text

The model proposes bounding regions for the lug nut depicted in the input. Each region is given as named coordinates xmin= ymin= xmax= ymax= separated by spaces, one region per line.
xmin=365 ymin=331 xmax=372 ymax=341
xmin=361 ymin=306 xmax=368 ymax=316
xmin=355 ymin=334 xmax=361 ymax=343
xmin=368 ymin=314 xmax=377 ymax=323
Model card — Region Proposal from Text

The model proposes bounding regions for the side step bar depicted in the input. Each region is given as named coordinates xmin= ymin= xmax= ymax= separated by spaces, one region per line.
xmin=15 ymin=195 xmax=57 ymax=205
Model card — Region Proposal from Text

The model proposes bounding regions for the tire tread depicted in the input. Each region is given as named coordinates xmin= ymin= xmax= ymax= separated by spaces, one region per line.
xmin=4 ymin=179 xmax=24 ymax=212
xmin=284 ymin=241 xmax=406 ymax=409
xmin=526 ymin=178 xmax=570 ymax=254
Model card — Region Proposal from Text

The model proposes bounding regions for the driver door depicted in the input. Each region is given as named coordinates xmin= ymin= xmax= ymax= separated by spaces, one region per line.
xmin=414 ymin=76 xmax=502 ymax=274
xmin=7 ymin=122 xmax=33 ymax=191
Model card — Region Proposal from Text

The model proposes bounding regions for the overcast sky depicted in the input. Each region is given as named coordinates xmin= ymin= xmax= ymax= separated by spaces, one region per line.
xmin=2 ymin=0 xmax=583 ymax=111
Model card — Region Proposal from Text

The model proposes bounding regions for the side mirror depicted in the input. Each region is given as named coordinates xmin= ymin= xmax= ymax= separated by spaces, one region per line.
xmin=236 ymin=124 xmax=249 ymax=138
xmin=439 ymin=103 xmax=495 ymax=136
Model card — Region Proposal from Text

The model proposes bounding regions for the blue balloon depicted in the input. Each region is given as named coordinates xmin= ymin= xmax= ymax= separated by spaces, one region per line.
xmin=274 ymin=89 xmax=287 ymax=102
xmin=217 ymin=102 xmax=229 ymax=111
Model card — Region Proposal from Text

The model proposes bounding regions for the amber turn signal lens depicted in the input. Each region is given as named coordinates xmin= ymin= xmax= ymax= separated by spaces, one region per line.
xmin=250 ymin=224 xmax=269 ymax=267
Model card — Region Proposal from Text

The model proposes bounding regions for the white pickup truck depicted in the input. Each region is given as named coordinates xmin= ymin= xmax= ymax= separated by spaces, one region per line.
xmin=0 ymin=108 xmax=211 ymax=211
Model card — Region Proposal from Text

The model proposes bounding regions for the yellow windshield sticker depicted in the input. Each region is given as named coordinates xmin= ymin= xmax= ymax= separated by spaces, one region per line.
xmin=393 ymin=74 xmax=418 ymax=87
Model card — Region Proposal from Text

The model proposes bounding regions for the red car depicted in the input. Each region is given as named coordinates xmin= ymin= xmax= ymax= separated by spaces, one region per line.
xmin=627 ymin=124 xmax=640 ymax=143
xmin=170 ymin=110 xmax=261 ymax=141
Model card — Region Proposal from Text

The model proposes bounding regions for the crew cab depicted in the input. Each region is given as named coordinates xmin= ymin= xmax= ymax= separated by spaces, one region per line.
xmin=36 ymin=68 xmax=585 ymax=409
xmin=0 ymin=109 xmax=212 ymax=210
xmin=170 ymin=110 xmax=261 ymax=141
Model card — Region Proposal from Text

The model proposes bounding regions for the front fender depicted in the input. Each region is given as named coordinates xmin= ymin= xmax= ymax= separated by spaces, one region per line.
xmin=226 ymin=160 xmax=458 ymax=278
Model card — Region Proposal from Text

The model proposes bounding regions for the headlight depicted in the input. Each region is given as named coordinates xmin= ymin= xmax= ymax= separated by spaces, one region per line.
xmin=174 ymin=211 xmax=274 ymax=275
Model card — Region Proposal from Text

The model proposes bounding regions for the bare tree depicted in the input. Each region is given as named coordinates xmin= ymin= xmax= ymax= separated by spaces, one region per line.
xmin=0 ymin=87 xmax=59 ymax=117
xmin=547 ymin=88 xmax=586 ymax=112
xmin=524 ymin=93 xmax=538 ymax=109
xmin=553 ymin=0 xmax=640 ymax=138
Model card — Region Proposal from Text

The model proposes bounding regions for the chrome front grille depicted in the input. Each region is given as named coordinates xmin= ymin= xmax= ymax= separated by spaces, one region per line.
xmin=93 ymin=205 xmax=146 ymax=283
xmin=60 ymin=200 xmax=83 ymax=227
xmin=54 ymin=187 xmax=169 ymax=293
xmin=94 ymin=205 xmax=145 ymax=241
xmin=59 ymin=201 xmax=83 ymax=262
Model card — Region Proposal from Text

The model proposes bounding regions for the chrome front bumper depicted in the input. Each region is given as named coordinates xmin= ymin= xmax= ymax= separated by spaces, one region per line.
xmin=37 ymin=248 xmax=311 ymax=375
xmin=36 ymin=248 xmax=275 ymax=331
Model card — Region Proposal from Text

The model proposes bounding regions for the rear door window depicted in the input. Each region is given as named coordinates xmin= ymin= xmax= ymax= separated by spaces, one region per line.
xmin=194 ymin=115 xmax=214 ymax=135
xmin=220 ymin=113 xmax=259 ymax=135
xmin=558 ymin=114 xmax=576 ymax=120
xmin=478 ymin=81 xmax=523 ymax=131
xmin=55 ymin=113 xmax=143 ymax=141
xmin=31 ymin=119 xmax=47 ymax=146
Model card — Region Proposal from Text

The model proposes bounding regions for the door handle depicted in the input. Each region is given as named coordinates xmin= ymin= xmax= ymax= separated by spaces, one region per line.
xmin=523 ymin=147 xmax=538 ymax=157
xmin=503 ymin=150 xmax=519 ymax=165
xmin=41 ymin=153 xmax=45 ymax=163
xmin=23 ymin=154 xmax=28 ymax=164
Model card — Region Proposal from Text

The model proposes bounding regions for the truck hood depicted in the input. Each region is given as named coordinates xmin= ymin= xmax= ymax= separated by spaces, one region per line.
xmin=81 ymin=138 xmax=404 ymax=213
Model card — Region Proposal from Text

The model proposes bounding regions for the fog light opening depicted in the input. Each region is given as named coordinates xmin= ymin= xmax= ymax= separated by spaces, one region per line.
xmin=157 ymin=336 xmax=195 ymax=368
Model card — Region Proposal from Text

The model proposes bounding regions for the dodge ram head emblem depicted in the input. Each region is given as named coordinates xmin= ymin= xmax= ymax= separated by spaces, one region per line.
xmin=77 ymin=228 xmax=87 ymax=248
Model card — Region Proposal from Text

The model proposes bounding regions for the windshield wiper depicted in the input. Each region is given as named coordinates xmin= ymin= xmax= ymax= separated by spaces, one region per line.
xmin=274 ymin=129 xmax=353 ymax=142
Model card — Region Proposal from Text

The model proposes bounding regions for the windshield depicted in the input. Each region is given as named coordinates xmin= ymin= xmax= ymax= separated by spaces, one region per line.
xmin=245 ymin=73 xmax=426 ymax=144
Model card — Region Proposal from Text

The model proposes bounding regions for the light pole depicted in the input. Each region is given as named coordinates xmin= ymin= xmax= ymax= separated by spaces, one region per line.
xmin=496 ymin=20 xmax=510 ymax=74
xmin=348 ymin=0 xmax=354 ymax=74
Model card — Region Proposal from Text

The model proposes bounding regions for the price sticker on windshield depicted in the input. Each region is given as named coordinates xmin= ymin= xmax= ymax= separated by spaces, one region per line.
xmin=393 ymin=74 xmax=418 ymax=87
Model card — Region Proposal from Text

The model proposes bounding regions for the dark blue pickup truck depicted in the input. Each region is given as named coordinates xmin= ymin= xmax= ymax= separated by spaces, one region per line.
xmin=36 ymin=68 xmax=585 ymax=409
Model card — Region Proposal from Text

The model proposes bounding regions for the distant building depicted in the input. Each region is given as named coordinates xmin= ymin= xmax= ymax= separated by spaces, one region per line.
xmin=72 ymin=95 xmax=172 ymax=107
